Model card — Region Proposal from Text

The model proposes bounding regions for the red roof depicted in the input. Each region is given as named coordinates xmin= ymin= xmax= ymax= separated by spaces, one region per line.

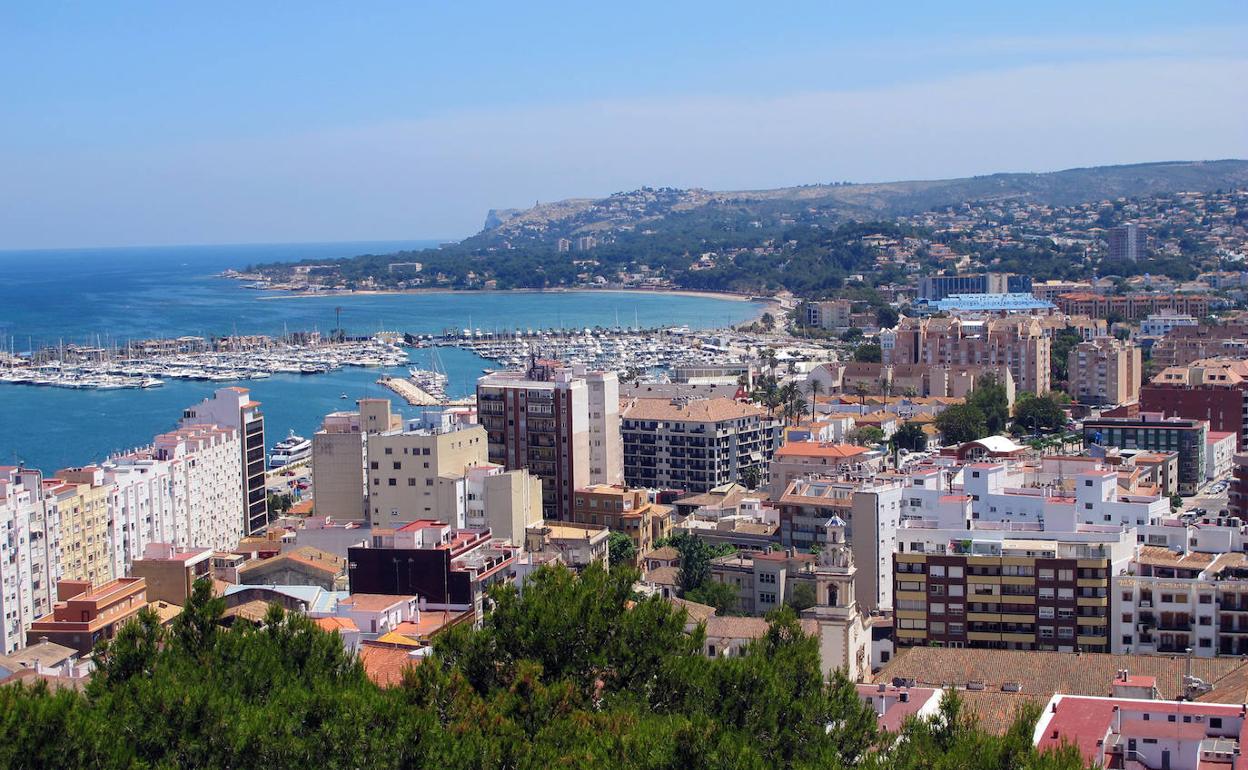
xmin=774 ymin=442 xmax=867 ymax=459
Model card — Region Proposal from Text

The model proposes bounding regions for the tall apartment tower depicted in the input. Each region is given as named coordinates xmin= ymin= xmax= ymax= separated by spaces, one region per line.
xmin=477 ymin=360 xmax=621 ymax=520
xmin=1107 ymin=223 xmax=1144 ymax=262
xmin=311 ymin=398 xmax=401 ymax=521
xmin=1067 ymin=337 xmax=1142 ymax=406
xmin=0 ymin=468 xmax=49 ymax=654
xmin=180 ymin=386 xmax=267 ymax=535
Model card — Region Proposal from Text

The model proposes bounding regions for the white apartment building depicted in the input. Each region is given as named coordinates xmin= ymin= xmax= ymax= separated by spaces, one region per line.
xmin=103 ymin=452 xmax=183 ymax=577
xmin=154 ymin=424 xmax=245 ymax=552
xmin=0 ymin=467 xmax=45 ymax=654
xmin=1139 ymin=312 xmax=1199 ymax=338
xmin=180 ymin=386 xmax=267 ymax=535
xmin=899 ymin=462 xmax=1167 ymax=530
xmin=1112 ymin=546 xmax=1248 ymax=658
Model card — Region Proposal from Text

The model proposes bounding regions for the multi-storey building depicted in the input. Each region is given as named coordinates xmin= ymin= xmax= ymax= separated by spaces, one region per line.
xmin=1053 ymin=292 xmax=1209 ymax=321
xmin=1139 ymin=312 xmax=1199 ymax=340
xmin=571 ymin=484 xmax=672 ymax=564
xmin=154 ymin=424 xmax=245 ymax=551
xmin=46 ymin=467 xmax=115 ymax=587
xmin=1083 ymin=414 xmax=1208 ymax=495
xmin=880 ymin=317 xmax=1051 ymax=393
xmin=0 ymin=467 xmax=48 ymax=654
xmin=777 ymin=477 xmax=903 ymax=612
xmin=893 ymin=493 xmax=1134 ymax=652
xmin=1112 ymin=546 xmax=1248 ymax=657
xmin=918 ymin=272 xmax=1030 ymax=301
xmin=1149 ymin=324 xmax=1248 ymax=368
xmin=767 ymin=442 xmax=873 ymax=499
xmin=1107 ymin=222 xmax=1145 ymax=262
xmin=26 ymin=577 xmax=149 ymax=657
xmin=1141 ymin=359 xmax=1248 ymax=450
xmin=311 ymin=399 xmax=401 ymax=521
xmin=1067 ymin=336 xmax=1142 ymax=406
xmin=347 ymin=521 xmax=517 ymax=620
xmin=900 ymin=461 xmax=1166 ymax=530
xmin=129 ymin=544 xmax=214 ymax=605
xmin=804 ymin=299 xmax=853 ymax=330
xmin=180 ymin=386 xmax=267 ymax=534
xmin=1030 ymin=280 xmax=1093 ymax=302
xmin=619 ymin=397 xmax=779 ymax=493
xmin=365 ymin=422 xmax=487 ymax=526
xmin=477 ymin=361 xmax=622 ymax=520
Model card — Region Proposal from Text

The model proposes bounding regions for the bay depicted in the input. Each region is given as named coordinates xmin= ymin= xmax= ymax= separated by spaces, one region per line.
xmin=0 ymin=242 xmax=762 ymax=472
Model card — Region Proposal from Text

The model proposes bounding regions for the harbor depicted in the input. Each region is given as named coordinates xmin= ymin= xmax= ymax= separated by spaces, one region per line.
xmin=0 ymin=335 xmax=409 ymax=391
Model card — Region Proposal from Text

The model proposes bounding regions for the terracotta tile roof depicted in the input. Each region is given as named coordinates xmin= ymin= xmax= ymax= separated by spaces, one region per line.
xmin=622 ymin=397 xmax=766 ymax=423
xmin=642 ymin=546 xmax=679 ymax=562
xmin=670 ymin=598 xmax=715 ymax=625
xmin=874 ymin=647 xmax=1248 ymax=715
xmin=775 ymin=442 xmax=867 ymax=459
xmin=313 ymin=616 xmax=358 ymax=634
xmin=358 ymin=641 xmax=422 ymax=687
xmin=645 ymin=566 xmax=680 ymax=586
xmin=1135 ymin=546 xmax=1215 ymax=568
xmin=703 ymin=615 xmax=818 ymax=639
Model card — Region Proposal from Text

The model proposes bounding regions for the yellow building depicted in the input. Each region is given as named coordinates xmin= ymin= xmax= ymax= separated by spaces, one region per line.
xmin=571 ymin=484 xmax=672 ymax=564
xmin=48 ymin=467 xmax=115 ymax=586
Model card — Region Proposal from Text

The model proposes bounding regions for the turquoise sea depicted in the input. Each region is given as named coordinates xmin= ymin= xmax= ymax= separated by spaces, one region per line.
xmin=0 ymin=242 xmax=762 ymax=472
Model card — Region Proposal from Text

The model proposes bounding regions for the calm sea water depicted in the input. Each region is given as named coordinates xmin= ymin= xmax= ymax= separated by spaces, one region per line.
xmin=0 ymin=242 xmax=761 ymax=472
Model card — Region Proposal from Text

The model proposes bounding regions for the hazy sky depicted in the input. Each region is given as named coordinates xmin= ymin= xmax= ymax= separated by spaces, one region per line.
xmin=2 ymin=2 xmax=1246 ymax=249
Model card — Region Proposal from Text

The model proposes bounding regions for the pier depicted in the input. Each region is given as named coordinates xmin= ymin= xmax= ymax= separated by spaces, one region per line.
xmin=377 ymin=375 xmax=472 ymax=407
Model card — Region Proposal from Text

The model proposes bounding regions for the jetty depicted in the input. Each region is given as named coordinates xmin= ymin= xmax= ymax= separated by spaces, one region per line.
xmin=377 ymin=375 xmax=472 ymax=407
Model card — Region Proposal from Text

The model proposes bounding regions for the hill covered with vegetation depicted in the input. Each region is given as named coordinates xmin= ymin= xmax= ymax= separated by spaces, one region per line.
xmin=248 ymin=159 xmax=1248 ymax=296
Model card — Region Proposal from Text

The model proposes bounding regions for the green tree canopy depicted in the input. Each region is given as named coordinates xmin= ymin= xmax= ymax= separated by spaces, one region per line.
xmin=1013 ymin=392 xmax=1067 ymax=433
xmin=967 ymin=374 xmax=1009 ymax=435
xmin=854 ymin=343 xmax=883 ymax=363
xmin=935 ymin=403 xmax=989 ymax=444
xmin=607 ymin=531 xmax=638 ymax=568
xmin=0 ymin=568 xmax=1084 ymax=769
xmin=889 ymin=421 xmax=928 ymax=452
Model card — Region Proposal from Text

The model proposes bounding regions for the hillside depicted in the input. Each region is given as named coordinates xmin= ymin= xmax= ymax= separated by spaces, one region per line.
xmin=249 ymin=160 xmax=1248 ymax=296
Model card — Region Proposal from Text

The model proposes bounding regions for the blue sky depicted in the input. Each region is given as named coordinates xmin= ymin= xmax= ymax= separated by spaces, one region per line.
xmin=1 ymin=1 xmax=1245 ymax=249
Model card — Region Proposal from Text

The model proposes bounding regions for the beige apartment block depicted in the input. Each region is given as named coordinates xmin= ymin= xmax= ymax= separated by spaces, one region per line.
xmin=882 ymin=316 xmax=1051 ymax=394
xmin=311 ymin=399 xmax=401 ymax=522
xmin=366 ymin=424 xmax=488 ymax=526
xmin=1067 ymin=336 xmax=1142 ymax=406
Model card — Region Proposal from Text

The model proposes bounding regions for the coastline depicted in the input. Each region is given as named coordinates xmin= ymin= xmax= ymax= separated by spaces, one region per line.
xmin=250 ymin=285 xmax=779 ymax=322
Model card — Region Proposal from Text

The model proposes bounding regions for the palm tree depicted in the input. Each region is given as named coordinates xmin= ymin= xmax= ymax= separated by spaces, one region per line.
xmin=807 ymin=379 xmax=823 ymax=421
xmin=853 ymin=381 xmax=871 ymax=412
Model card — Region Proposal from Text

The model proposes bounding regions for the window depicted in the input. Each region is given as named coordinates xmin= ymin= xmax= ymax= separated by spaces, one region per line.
xmin=1058 ymin=569 xmax=1074 ymax=581
xmin=948 ymin=623 xmax=964 ymax=635
xmin=393 ymin=461 xmax=401 ymax=470
xmin=929 ymin=622 xmax=945 ymax=634
xmin=425 ymin=479 xmax=434 ymax=487
xmin=930 ymin=565 xmax=946 ymax=578
xmin=1038 ymin=569 xmax=1054 ymax=580
xmin=1058 ymin=588 xmax=1074 ymax=600
xmin=949 ymin=566 xmax=964 ymax=579
xmin=949 ymin=584 xmax=964 ymax=597
xmin=930 ymin=603 xmax=945 ymax=615
xmin=1039 ymin=627 xmax=1054 ymax=639
xmin=1211 ymin=718 xmax=1223 ymax=729
xmin=388 ymin=478 xmax=397 ymax=487
xmin=407 ymin=478 xmax=415 ymax=486
xmin=384 ymin=447 xmax=393 ymax=455
xmin=1039 ymin=587 xmax=1055 ymax=600
xmin=1038 ymin=606 xmax=1055 ymax=619
xmin=369 ymin=461 xmax=379 ymax=470
xmin=1200 ymin=616 xmax=1212 ymax=626
xmin=1058 ymin=627 xmax=1074 ymax=639
xmin=929 ymin=584 xmax=945 ymax=596
xmin=1199 ymin=595 xmax=1213 ymax=604
xmin=948 ymin=603 xmax=964 ymax=616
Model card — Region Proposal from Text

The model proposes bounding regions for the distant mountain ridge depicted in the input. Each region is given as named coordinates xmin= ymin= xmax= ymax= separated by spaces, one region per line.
xmin=473 ymin=159 xmax=1248 ymax=245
